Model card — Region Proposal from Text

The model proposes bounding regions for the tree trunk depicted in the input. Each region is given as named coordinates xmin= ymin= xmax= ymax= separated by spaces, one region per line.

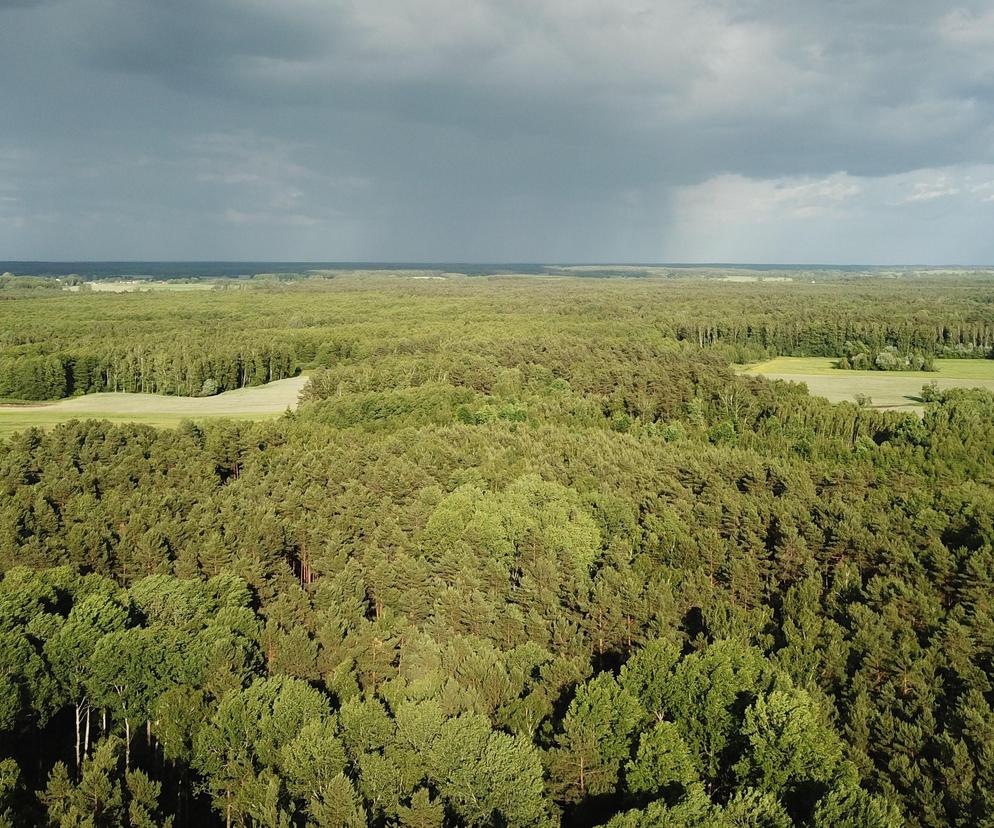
xmin=75 ymin=702 xmax=82 ymax=771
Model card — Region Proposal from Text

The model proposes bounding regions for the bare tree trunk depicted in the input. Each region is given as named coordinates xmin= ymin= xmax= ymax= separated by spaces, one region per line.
xmin=125 ymin=719 xmax=131 ymax=771
xmin=84 ymin=707 xmax=91 ymax=756
xmin=75 ymin=702 xmax=81 ymax=771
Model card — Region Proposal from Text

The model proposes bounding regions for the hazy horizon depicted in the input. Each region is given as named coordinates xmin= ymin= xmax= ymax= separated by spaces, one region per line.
xmin=0 ymin=258 xmax=994 ymax=270
xmin=5 ymin=261 xmax=994 ymax=272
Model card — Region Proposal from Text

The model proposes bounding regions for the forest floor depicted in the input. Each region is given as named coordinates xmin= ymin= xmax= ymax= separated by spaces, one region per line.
xmin=0 ymin=375 xmax=308 ymax=436
xmin=741 ymin=357 xmax=994 ymax=410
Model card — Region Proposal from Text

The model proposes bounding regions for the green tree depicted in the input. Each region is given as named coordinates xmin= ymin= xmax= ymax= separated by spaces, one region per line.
xmin=193 ymin=676 xmax=330 ymax=827
xmin=548 ymin=672 xmax=643 ymax=803
xmin=733 ymin=689 xmax=851 ymax=819
xmin=44 ymin=593 xmax=129 ymax=769
xmin=625 ymin=721 xmax=699 ymax=801
xmin=811 ymin=786 xmax=902 ymax=828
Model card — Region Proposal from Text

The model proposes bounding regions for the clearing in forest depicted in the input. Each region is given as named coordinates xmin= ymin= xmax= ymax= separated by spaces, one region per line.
xmin=0 ymin=375 xmax=308 ymax=436
xmin=741 ymin=357 xmax=994 ymax=410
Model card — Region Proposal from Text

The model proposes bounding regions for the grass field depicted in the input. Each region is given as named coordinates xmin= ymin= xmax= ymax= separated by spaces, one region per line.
xmin=740 ymin=357 xmax=994 ymax=410
xmin=70 ymin=281 xmax=217 ymax=293
xmin=0 ymin=375 xmax=308 ymax=437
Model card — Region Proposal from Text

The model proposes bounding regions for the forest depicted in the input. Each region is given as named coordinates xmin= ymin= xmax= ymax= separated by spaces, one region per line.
xmin=2 ymin=273 xmax=994 ymax=400
xmin=2 ymin=272 xmax=994 ymax=827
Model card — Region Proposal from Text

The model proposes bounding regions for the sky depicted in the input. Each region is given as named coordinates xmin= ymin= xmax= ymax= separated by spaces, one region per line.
xmin=1 ymin=0 xmax=993 ymax=264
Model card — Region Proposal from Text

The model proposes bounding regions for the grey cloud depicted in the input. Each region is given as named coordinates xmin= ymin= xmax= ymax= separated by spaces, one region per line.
xmin=0 ymin=0 xmax=57 ymax=8
xmin=81 ymin=1 xmax=994 ymax=184
xmin=0 ymin=0 xmax=992 ymax=261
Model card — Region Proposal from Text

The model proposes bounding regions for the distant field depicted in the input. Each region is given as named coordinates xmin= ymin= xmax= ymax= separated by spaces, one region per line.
xmin=741 ymin=357 xmax=994 ymax=410
xmin=75 ymin=280 xmax=216 ymax=293
xmin=720 ymin=275 xmax=794 ymax=283
xmin=0 ymin=375 xmax=307 ymax=437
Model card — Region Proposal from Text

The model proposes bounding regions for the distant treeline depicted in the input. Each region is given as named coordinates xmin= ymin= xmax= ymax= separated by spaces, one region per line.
xmin=675 ymin=319 xmax=994 ymax=361
xmin=2 ymin=276 xmax=994 ymax=400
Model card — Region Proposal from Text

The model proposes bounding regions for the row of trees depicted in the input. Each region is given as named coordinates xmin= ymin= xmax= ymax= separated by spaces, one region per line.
xmin=0 ymin=347 xmax=297 ymax=400
xmin=674 ymin=319 xmax=994 ymax=359
xmin=838 ymin=342 xmax=936 ymax=372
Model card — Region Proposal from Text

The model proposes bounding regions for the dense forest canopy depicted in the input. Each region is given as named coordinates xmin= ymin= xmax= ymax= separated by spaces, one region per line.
xmin=2 ymin=272 xmax=994 ymax=399
xmin=2 ymin=273 xmax=994 ymax=827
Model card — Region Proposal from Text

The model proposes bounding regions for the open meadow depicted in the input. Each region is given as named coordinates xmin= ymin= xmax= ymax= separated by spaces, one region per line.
xmin=740 ymin=356 xmax=994 ymax=410
xmin=0 ymin=374 xmax=306 ymax=436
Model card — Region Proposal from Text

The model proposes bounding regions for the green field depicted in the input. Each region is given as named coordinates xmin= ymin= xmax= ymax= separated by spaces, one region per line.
xmin=0 ymin=375 xmax=307 ymax=436
xmin=740 ymin=357 xmax=994 ymax=409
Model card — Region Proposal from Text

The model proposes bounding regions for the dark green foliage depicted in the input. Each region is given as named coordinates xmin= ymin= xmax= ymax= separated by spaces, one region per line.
xmin=2 ymin=275 xmax=994 ymax=826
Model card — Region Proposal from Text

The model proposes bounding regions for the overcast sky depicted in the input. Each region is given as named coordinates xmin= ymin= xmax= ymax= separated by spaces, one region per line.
xmin=1 ymin=0 xmax=993 ymax=263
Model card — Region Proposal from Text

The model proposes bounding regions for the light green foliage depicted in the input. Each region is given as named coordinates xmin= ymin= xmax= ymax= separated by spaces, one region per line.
xmin=662 ymin=642 xmax=778 ymax=782
xmin=811 ymin=785 xmax=903 ymax=828
xmin=549 ymin=672 xmax=643 ymax=802
xmin=625 ymin=721 xmax=699 ymax=798
xmin=153 ymin=685 xmax=208 ymax=764
xmin=305 ymin=774 xmax=366 ymax=827
xmin=39 ymin=737 xmax=171 ymax=828
xmin=618 ymin=638 xmax=681 ymax=720
xmin=0 ymin=627 xmax=59 ymax=732
xmin=733 ymin=689 xmax=850 ymax=815
xmin=86 ymin=629 xmax=169 ymax=733
xmin=395 ymin=787 xmax=444 ymax=828
xmin=422 ymin=473 xmax=602 ymax=579
xmin=599 ymin=784 xmax=715 ymax=827
xmin=125 ymin=769 xmax=172 ymax=828
xmin=339 ymin=696 xmax=394 ymax=758
xmin=718 ymin=788 xmax=793 ymax=827
xmin=278 ymin=718 xmax=349 ymax=820
xmin=44 ymin=593 xmax=129 ymax=707
xmin=427 ymin=713 xmax=549 ymax=827
xmin=193 ymin=676 xmax=331 ymax=824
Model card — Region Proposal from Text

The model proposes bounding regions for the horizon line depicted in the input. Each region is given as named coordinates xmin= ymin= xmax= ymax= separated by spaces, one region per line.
xmin=4 ymin=260 xmax=994 ymax=269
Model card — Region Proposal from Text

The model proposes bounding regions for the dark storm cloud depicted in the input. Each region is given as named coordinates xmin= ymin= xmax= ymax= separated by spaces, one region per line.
xmin=1 ymin=0 xmax=993 ymax=262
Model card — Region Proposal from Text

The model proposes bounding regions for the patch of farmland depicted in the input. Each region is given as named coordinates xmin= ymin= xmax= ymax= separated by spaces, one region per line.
xmin=0 ymin=375 xmax=308 ymax=436
xmin=78 ymin=280 xmax=216 ymax=292
xmin=740 ymin=357 xmax=994 ymax=410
